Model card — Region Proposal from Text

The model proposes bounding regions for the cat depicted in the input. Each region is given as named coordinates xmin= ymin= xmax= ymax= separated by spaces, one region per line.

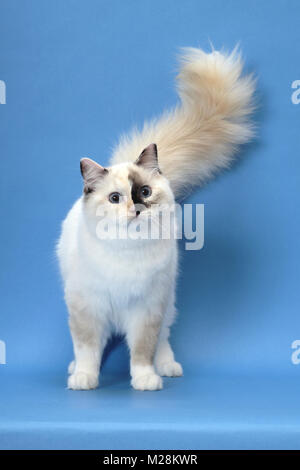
xmin=57 ymin=47 xmax=255 ymax=391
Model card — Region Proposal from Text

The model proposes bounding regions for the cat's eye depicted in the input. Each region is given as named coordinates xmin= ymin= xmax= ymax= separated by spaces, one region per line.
xmin=109 ymin=192 xmax=122 ymax=204
xmin=140 ymin=185 xmax=152 ymax=198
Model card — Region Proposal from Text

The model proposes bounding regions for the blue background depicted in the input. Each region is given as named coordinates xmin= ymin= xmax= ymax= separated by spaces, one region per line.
xmin=0 ymin=0 xmax=300 ymax=450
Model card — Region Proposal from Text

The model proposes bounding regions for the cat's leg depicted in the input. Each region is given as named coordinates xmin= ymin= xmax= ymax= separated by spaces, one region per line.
xmin=154 ymin=325 xmax=183 ymax=377
xmin=66 ymin=291 xmax=108 ymax=390
xmin=68 ymin=359 xmax=75 ymax=375
xmin=126 ymin=312 xmax=163 ymax=391
xmin=154 ymin=294 xmax=183 ymax=377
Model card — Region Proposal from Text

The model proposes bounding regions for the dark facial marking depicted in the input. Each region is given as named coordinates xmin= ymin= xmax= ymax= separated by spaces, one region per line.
xmin=131 ymin=181 xmax=149 ymax=208
xmin=128 ymin=169 xmax=150 ymax=211
xmin=128 ymin=167 xmax=165 ymax=214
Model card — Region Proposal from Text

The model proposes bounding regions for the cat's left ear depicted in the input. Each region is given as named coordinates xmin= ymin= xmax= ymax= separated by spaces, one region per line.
xmin=135 ymin=143 xmax=160 ymax=172
xmin=80 ymin=158 xmax=108 ymax=194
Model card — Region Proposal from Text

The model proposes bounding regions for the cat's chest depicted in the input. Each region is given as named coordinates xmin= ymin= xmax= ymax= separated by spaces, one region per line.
xmin=83 ymin=240 xmax=176 ymax=292
xmin=75 ymin=239 xmax=177 ymax=317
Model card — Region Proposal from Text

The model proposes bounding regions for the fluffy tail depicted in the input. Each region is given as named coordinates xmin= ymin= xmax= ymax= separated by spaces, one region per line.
xmin=110 ymin=47 xmax=255 ymax=197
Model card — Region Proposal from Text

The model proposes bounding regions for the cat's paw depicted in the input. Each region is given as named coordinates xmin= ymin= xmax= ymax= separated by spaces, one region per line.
xmin=131 ymin=373 xmax=163 ymax=391
xmin=68 ymin=360 xmax=75 ymax=375
xmin=68 ymin=371 xmax=99 ymax=390
xmin=156 ymin=361 xmax=183 ymax=377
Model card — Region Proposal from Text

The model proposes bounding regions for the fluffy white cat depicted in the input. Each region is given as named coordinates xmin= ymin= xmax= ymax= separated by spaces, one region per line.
xmin=57 ymin=48 xmax=255 ymax=391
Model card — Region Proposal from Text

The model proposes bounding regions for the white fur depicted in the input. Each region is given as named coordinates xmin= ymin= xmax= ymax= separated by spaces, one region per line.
xmin=57 ymin=186 xmax=179 ymax=391
xmin=57 ymin=47 xmax=254 ymax=391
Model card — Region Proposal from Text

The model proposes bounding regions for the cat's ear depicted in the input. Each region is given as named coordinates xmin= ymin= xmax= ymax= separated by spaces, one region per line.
xmin=80 ymin=158 xmax=108 ymax=194
xmin=135 ymin=143 xmax=160 ymax=172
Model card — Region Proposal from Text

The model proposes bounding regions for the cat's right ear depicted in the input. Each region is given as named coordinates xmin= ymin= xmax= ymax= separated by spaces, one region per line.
xmin=80 ymin=158 xmax=108 ymax=194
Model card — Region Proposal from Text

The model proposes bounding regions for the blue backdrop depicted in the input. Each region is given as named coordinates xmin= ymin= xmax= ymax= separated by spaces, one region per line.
xmin=0 ymin=0 xmax=300 ymax=450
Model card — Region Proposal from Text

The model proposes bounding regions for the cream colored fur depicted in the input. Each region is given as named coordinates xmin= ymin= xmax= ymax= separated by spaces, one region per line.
xmin=57 ymin=47 xmax=255 ymax=391
xmin=112 ymin=47 xmax=255 ymax=197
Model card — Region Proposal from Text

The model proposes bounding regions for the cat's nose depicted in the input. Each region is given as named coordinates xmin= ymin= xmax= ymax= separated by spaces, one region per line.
xmin=136 ymin=210 xmax=140 ymax=217
xmin=128 ymin=204 xmax=137 ymax=217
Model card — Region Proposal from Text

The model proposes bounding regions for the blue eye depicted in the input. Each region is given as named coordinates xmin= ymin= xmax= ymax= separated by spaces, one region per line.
xmin=140 ymin=185 xmax=152 ymax=198
xmin=109 ymin=192 xmax=121 ymax=203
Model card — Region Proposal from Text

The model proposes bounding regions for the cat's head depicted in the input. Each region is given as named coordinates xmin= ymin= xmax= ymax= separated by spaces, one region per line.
xmin=80 ymin=144 xmax=175 ymax=241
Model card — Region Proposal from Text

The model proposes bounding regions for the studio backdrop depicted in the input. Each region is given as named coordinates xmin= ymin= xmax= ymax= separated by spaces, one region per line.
xmin=0 ymin=0 xmax=300 ymax=450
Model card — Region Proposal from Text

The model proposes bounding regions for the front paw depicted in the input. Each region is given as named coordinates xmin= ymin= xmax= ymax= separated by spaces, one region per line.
xmin=68 ymin=371 xmax=99 ymax=390
xmin=131 ymin=373 xmax=163 ymax=391
xmin=156 ymin=361 xmax=183 ymax=377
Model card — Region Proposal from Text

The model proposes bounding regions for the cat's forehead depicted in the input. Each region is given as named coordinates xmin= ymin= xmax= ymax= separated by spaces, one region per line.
xmin=108 ymin=162 xmax=154 ymax=186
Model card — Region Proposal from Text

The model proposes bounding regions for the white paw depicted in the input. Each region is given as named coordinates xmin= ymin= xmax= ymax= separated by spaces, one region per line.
xmin=131 ymin=373 xmax=163 ymax=391
xmin=68 ymin=360 xmax=75 ymax=375
xmin=156 ymin=361 xmax=183 ymax=377
xmin=68 ymin=371 xmax=98 ymax=390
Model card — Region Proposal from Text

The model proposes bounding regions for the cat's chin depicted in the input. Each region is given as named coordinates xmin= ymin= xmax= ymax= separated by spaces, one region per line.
xmin=126 ymin=215 xmax=139 ymax=225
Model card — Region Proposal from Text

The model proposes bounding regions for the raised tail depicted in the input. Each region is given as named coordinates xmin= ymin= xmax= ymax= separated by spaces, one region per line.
xmin=110 ymin=47 xmax=256 ymax=197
